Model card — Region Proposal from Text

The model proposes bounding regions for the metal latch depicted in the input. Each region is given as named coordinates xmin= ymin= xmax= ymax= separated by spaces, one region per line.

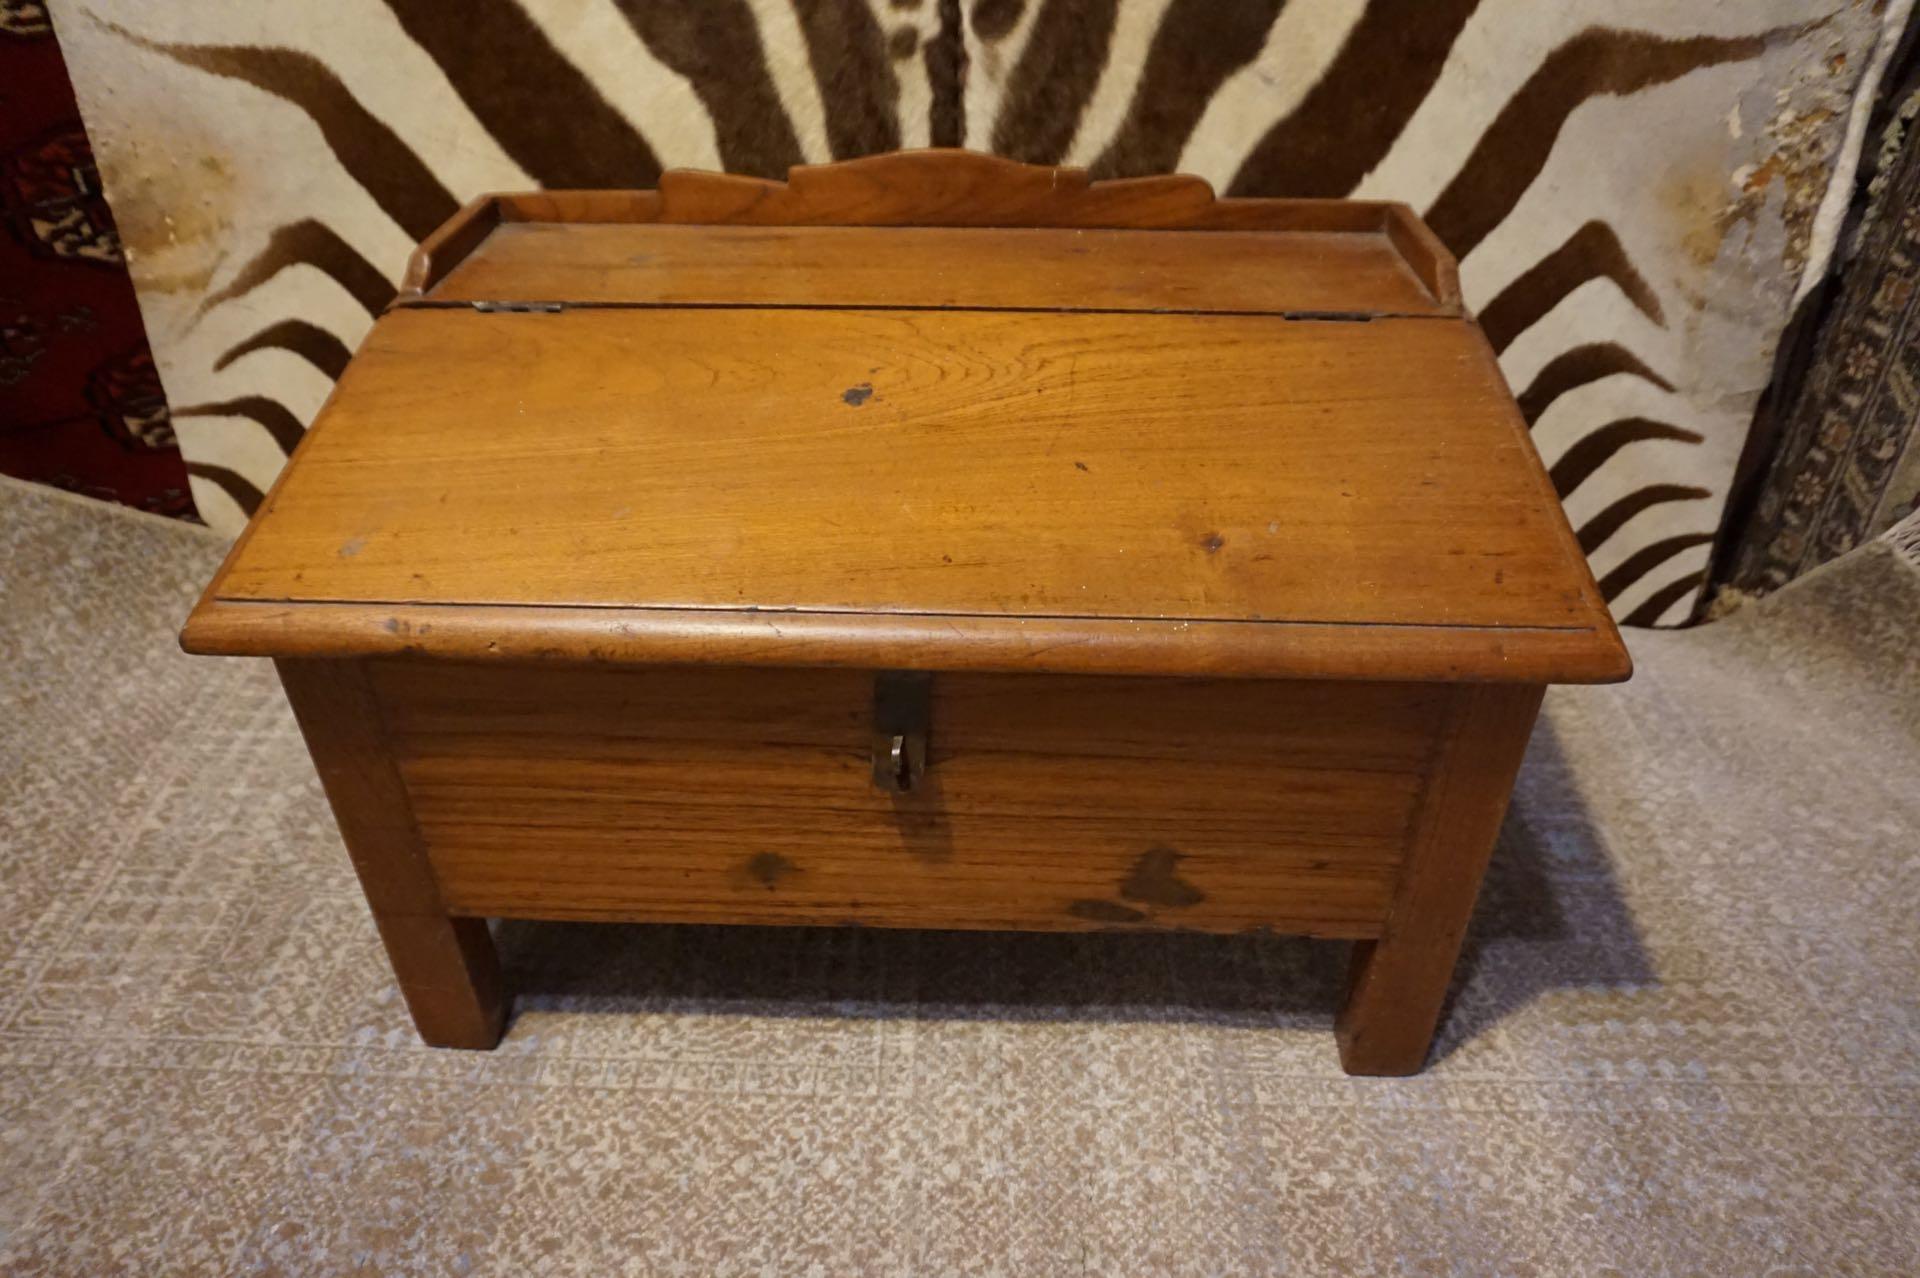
xmin=470 ymin=300 xmax=564 ymax=313
xmin=871 ymin=672 xmax=931 ymax=794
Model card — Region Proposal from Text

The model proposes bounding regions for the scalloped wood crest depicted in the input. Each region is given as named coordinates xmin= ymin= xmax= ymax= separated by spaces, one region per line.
xmin=577 ymin=149 xmax=1224 ymax=228
xmin=401 ymin=148 xmax=1458 ymax=305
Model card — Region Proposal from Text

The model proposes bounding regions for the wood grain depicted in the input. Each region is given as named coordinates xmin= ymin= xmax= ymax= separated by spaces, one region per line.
xmin=183 ymin=597 xmax=1630 ymax=683
xmin=1336 ymin=682 xmax=1545 ymax=1075
xmin=189 ymin=306 xmax=1625 ymax=682
xmin=275 ymin=659 xmax=507 ymax=1049
xmin=420 ymin=222 xmax=1446 ymax=316
xmin=371 ymin=662 xmax=1444 ymax=936
xmin=400 ymin=150 xmax=1458 ymax=306
xmin=401 ymin=194 xmax=499 ymax=301
xmin=183 ymin=155 xmax=1619 ymax=1073
xmin=1382 ymin=205 xmax=1459 ymax=311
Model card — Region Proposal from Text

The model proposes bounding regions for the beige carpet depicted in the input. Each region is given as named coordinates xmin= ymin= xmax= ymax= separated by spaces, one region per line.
xmin=3 ymin=472 xmax=1917 ymax=1276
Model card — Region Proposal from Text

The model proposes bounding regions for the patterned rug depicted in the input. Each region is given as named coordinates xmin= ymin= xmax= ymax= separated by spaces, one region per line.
xmin=1721 ymin=61 xmax=1920 ymax=601
xmin=2 ymin=472 xmax=1917 ymax=1275
xmin=0 ymin=3 xmax=190 ymax=519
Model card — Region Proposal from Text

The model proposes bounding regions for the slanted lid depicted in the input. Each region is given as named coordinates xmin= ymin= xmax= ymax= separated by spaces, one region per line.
xmin=183 ymin=151 xmax=1627 ymax=684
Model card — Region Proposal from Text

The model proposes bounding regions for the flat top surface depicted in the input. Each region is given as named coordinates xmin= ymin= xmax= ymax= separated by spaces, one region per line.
xmin=209 ymin=303 xmax=1616 ymax=650
xmin=426 ymin=222 xmax=1449 ymax=316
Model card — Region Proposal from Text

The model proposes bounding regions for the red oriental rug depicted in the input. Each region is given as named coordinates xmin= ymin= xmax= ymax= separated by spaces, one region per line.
xmin=0 ymin=2 xmax=194 ymax=520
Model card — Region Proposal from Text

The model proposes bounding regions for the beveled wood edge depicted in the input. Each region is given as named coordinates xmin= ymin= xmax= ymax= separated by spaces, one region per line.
xmin=395 ymin=149 xmax=1462 ymax=308
xmin=181 ymin=599 xmax=1632 ymax=684
xmin=400 ymin=195 xmax=500 ymax=299
xmin=178 ymin=344 xmax=361 ymax=646
xmin=1460 ymin=322 xmax=1629 ymax=657
xmin=1382 ymin=204 xmax=1459 ymax=309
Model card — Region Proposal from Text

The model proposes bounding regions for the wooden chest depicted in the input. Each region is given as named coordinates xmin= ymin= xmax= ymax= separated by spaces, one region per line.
xmin=182 ymin=150 xmax=1628 ymax=1075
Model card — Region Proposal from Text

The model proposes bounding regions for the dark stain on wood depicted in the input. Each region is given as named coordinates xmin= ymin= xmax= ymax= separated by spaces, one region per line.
xmin=745 ymin=851 xmax=798 ymax=889
xmin=1199 ymin=532 xmax=1226 ymax=554
xmin=1120 ymin=845 xmax=1205 ymax=907
xmin=842 ymin=382 xmax=875 ymax=406
xmin=1067 ymin=898 xmax=1147 ymax=924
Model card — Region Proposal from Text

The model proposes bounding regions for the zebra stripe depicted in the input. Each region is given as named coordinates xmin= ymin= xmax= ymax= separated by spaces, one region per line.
xmin=194 ymin=219 xmax=394 ymax=321
xmin=1228 ymin=0 xmax=1483 ymax=199
xmin=69 ymin=0 xmax=1881 ymax=625
xmin=383 ymin=0 xmax=663 ymax=187
xmin=1477 ymin=221 xmax=1662 ymax=356
xmin=112 ymin=23 xmax=459 ymax=240
xmin=1091 ymin=0 xmax=1285 ymax=180
xmin=1423 ymin=27 xmax=1770 ymax=257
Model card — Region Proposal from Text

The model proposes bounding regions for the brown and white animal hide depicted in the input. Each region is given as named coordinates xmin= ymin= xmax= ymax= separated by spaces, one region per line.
xmin=48 ymin=0 xmax=1909 ymax=624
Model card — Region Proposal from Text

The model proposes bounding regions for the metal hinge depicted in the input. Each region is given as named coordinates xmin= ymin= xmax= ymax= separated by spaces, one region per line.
xmin=470 ymin=300 xmax=564 ymax=313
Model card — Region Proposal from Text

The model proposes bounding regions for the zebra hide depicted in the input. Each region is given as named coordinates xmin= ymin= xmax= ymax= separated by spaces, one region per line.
xmin=48 ymin=0 xmax=1908 ymax=625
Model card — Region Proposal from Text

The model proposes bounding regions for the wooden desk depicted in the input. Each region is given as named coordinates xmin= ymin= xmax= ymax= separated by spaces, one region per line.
xmin=183 ymin=150 xmax=1628 ymax=1075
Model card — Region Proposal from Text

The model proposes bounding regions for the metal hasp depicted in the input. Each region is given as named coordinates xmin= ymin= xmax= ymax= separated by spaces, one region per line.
xmin=871 ymin=672 xmax=931 ymax=793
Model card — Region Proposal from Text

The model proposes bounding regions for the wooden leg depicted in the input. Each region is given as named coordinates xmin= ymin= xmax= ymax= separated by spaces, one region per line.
xmin=276 ymin=658 xmax=508 ymax=1049
xmin=1336 ymin=683 xmax=1544 ymax=1076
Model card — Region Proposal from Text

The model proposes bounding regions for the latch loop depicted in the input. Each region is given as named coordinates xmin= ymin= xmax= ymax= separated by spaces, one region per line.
xmin=871 ymin=672 xmax=931 ymax=793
